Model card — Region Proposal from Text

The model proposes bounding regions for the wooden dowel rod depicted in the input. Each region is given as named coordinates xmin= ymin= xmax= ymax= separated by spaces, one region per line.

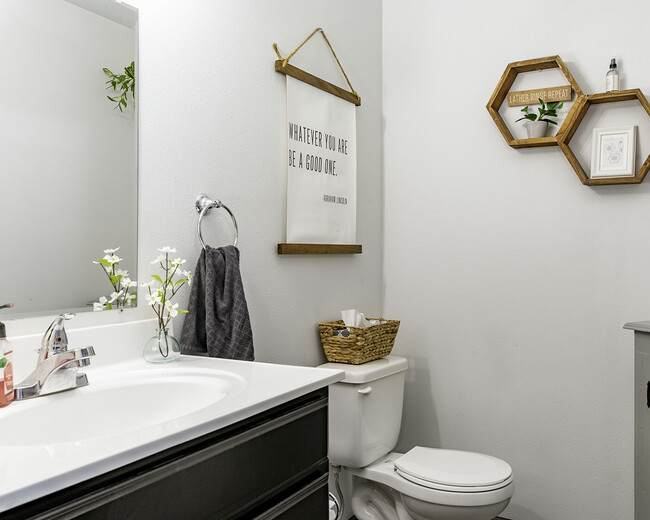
xmin=277 ymin=243 xmax=362 ymax=255
xmin=275 ymin=61 xmax=361 ymax=106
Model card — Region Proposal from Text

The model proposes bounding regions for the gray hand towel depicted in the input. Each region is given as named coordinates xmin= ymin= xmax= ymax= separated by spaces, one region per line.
xmin=180 ymin=245 xmax=254 ymax=360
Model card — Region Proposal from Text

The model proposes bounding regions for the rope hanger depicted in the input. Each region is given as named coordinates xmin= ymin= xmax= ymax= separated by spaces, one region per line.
xmin=273 ymin=28 xmax=361 ymax=106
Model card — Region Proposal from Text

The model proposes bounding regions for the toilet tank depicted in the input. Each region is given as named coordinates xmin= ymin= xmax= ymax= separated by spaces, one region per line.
xmin=319 ymin=355 xmax=408 ymax=467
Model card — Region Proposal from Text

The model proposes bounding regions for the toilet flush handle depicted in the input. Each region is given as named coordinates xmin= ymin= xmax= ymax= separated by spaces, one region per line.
xmin=358 ymin=386 xmax=372 ymax=395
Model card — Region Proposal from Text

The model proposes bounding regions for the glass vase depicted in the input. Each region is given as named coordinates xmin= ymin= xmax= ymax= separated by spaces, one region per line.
xmin=143 ymin=328 xmax=181 ymax=363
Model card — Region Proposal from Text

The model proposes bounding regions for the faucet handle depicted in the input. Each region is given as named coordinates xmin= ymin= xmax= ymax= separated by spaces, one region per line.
xmin=42 ymin=313 xmax=76 ymax=354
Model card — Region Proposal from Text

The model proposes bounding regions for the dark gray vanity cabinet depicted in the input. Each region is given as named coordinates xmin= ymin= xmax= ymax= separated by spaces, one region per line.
xmin=2 ymin=388 xmax=329 ymax=520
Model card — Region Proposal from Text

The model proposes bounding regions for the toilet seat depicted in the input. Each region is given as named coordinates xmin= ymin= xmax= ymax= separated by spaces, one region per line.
xmin=352 ymin=451 xmax=515 ymax=508
xmin=394 ymin=447 xmax=513 ymax=493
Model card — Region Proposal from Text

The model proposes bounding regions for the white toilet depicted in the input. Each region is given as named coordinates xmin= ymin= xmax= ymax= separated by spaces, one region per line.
xmin=320 ymin=355 xmax=514 ymax=520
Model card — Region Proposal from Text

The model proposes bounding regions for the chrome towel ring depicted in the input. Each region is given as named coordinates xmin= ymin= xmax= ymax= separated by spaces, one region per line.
xmin=195 ymin=193 xmax=239 ymax=249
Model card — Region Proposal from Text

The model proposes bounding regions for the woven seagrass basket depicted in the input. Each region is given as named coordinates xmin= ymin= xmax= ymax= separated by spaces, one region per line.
xmin=318 ymin=319 xmax=400 ymax=364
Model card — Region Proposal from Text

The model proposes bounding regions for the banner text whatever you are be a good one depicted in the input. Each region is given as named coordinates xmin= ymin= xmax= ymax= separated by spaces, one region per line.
xmin=286 ymin=76 xmax=356 ymax=244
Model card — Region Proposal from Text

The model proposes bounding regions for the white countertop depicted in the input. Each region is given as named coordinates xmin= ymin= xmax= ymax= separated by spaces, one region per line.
xmin=0 ymin=319 xmax=344 ymax=512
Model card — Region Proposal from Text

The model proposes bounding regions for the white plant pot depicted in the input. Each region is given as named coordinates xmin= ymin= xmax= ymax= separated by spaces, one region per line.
xmin=525 ymin=121 xmax=549 ymax=139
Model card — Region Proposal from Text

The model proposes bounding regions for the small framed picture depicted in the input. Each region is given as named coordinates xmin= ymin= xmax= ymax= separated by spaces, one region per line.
xmin=590 ymin=126 xmax=637 ymax=178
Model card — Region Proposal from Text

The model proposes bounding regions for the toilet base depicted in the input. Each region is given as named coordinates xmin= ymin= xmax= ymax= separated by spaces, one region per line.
xmin=346 ymin=452 xmax=513 ymax=520
xmin=401 ymin=491 xmax=510 ymax=520
xmin=350 ymin=479 xmax=510 ymax=520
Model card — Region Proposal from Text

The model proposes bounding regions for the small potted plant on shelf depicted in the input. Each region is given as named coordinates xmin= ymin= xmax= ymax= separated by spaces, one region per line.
xmin=515 ymin=98 xmax=564 ymax=139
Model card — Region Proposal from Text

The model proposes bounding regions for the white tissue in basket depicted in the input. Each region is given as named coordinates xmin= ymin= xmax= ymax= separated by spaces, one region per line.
xmin=340 ymin=309 xmax=384 ymax=330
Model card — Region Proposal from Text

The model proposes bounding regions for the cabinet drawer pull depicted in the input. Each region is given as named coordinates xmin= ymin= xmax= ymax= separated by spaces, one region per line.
xmin=358 ymin=386 xmax=372 ymax=395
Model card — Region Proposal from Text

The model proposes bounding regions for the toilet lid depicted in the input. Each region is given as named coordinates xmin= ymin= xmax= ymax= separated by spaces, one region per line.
xmin=394 ymin=447 xmax=512 ymax=491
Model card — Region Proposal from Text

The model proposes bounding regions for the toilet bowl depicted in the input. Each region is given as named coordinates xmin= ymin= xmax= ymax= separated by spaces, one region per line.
xmin=350 ymin=449 xmax=513 ymax=520
xmin=320 ymin=355 xmax=514 ymax=520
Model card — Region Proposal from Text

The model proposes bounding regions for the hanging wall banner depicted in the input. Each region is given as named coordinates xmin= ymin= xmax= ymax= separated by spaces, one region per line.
xmin=285 ymin=75 xmax=357 ymax=244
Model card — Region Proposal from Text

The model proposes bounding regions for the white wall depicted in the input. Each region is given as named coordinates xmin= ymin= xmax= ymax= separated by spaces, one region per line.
xmin=122 ymin=0 xmax=383 ymax=366
xmin=383 ymin=1 xmax=649 ymax=519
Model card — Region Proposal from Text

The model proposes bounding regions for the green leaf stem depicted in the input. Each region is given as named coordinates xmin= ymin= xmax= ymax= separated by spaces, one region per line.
xmin=103 ymin=61 xmax=135 ymax=112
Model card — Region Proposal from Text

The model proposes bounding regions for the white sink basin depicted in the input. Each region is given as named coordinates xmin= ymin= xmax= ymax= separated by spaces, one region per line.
xmin=0 ymin=319 xmax=344 ymax=514
xmin=0 ymin=367 xmax=245 ymax=446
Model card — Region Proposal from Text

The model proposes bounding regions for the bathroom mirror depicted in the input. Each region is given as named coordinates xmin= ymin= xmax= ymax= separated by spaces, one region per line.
xmin=0 ymin=0 xmax=138 ymax=318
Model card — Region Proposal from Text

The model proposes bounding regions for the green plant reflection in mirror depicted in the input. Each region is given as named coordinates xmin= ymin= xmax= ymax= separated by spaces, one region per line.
xmin=104 ymin=60 xmax=135 ymax=112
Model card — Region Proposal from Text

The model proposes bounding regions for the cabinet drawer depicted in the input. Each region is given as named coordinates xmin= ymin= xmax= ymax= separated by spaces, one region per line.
xmin=253 ymin=473 xmax=329 ymax=520
xmin=6 ymin=390 xmax=329 ymax=520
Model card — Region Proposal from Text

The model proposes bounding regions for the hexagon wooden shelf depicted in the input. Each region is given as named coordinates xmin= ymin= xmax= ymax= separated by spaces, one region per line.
xmin=487 ymin=56 xmax=584 ymax=149
xmin=557 ymin=89 xmax=650 ymax=186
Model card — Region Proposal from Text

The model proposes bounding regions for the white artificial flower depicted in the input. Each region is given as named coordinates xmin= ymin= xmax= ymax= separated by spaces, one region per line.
xmin=120 ymin=277 xmax=138 ymax=289
xmin=171 ymin=258 xmax=186 ymax=266
xmin=140 ymin=280 xmax=156 ymax=288
xmin=157 ymin=246 xmax=177 ymax=253
xmin=165 ymin=301 xmax=179 ymax=318
xmin=180 ymin=269 xmax=193 ymax=286
xmin=145 ymin=292 xmax=161 ymax=306
xmin=104 ymin=254 xmax=123 ymax=265
xmin=126 ymin=293 xmax=137 ymax=302
xmin=150 ymin=254 xmax=166 ymax=264
xmin=103 ymin=247 xmax=121 ymax=254
xmin=115 ymin=269 xmax=129 ymax=277
xmin=109 ymin=291 xmax=122 ymax=302
xmin=93 ymin=295 xmax=109 ymax=311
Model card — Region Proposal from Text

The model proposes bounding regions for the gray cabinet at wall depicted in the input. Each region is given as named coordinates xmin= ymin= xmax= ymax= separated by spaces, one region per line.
xmin=625 ymin=322 xmax=650 ymax=520
xmin=0 ymin=389 xmax=329 ymax=520
xmin=635 ymin=343 xmax=650 ymax=519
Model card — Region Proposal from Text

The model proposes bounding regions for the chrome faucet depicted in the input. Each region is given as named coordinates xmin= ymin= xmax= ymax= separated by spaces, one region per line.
xmin=14 ymin=313 xmax=96 ymax=400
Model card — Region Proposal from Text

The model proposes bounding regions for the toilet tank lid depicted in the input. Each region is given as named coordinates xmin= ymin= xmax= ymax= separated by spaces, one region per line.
xmin=318 ymin=355 xmax=408 ymax=384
